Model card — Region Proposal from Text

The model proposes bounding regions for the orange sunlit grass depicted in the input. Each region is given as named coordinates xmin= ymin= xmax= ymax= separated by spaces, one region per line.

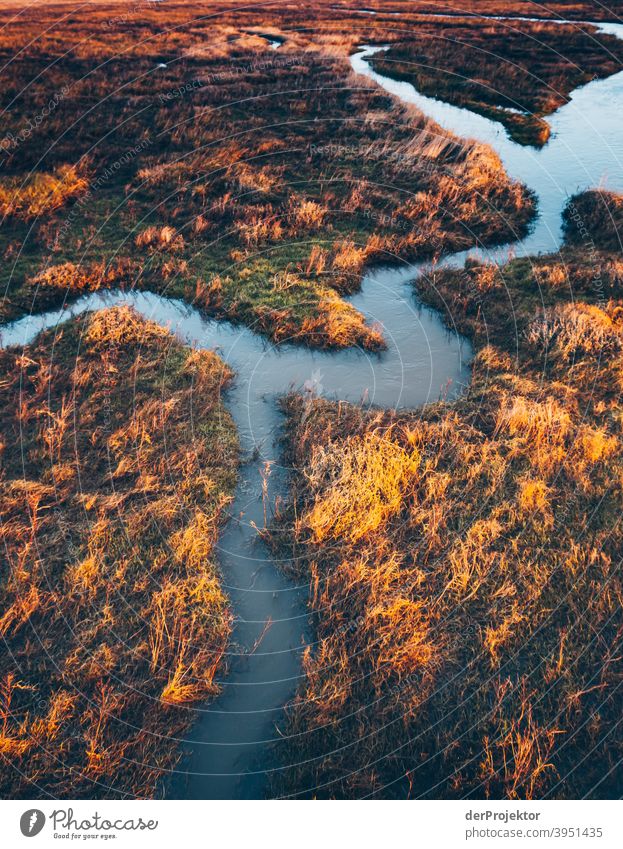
xmin=0 ymin=307 xmax=238 ymax=797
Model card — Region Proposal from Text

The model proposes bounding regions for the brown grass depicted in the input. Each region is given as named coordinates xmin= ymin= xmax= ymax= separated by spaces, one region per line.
xmin=369 ymin=18 xmax=623 ymax=146
xmin=0 ymin=0 xmax=535 ymax=344
xmin=0 ymin=306 xmax=238 ymax=798
xmin=302 ymin=430 xmax=419 ymax=543
xmin=0 ymin=0 xmax=617 ymax=802
xmin=268 ymin=197 xmax=623 ymax=799
xmin=0 ymin=166 xmax=88 ymax=221
xmin=563 ymin=189 xmax=623 ymax=252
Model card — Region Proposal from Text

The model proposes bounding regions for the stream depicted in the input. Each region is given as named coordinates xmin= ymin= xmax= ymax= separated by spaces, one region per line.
xmin=1 ymin=13 xmax=623 ymax=799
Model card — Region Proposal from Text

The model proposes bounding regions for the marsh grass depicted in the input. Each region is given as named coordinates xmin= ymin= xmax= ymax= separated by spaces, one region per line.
xmin=0 ymin=0 xmax=619 ymax=801
xmin=563 ymin=189 xmax=623 ymax=252
xmin=0 ymin=1 xmax=535 ymax=344
xmin=268 ymin=195 xmax=623 ymax=799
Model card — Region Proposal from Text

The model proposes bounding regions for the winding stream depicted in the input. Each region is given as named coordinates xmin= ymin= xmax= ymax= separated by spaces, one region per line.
xmin=354 ymin=16 xmax=623 ymax=260
xmin=2 ymin=13 xmax=623 ymax=799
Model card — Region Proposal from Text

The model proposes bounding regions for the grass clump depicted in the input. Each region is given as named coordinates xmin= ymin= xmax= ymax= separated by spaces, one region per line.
xmin=563 ymin=189 xmax=623 ymax=252
xmin=302 ymin=430 xmax=419 ymax=543
xmin=0 ymin=165 xmax=87 ymax=220
xmin=0 ymin=306 xmax=238 ymax=798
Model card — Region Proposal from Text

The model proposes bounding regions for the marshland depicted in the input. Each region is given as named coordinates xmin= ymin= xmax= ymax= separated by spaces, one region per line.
xmin=1 ymin=0 xmax=623 ymax=801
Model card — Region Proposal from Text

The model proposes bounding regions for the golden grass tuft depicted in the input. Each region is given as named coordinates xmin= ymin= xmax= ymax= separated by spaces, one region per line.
xmin=302 ymin=431 xmax=419 ymax=543
xmin=135 ymin=224 xmax=185 ymax=252
xmin=0 ymin=165 xmax=87 ymax=220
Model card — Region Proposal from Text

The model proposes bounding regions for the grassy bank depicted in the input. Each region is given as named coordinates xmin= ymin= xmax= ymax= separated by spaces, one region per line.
xmin=269 ymin=195 xmax=623 ymax=798
xmin=0 ymin=1 xmax=535 ymax=347
xmin=0 ymin=307 xmax=238 ymax=798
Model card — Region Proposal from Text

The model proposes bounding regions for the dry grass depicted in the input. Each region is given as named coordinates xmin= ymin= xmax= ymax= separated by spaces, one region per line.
xmin=30 ymin=259 xmax=141 ymax=293
xmin=563 ymin=189 xmax=623 ymax=252
xmin=0 ymin=0 xmax=535 ymax=343
xmin=268 ymin=196 xmax=623 ymax=799
xmin=135 ymin=225 xmax=185 ymax=252
xmin=371 ymin=18 xmax=623 ymax=146
xmin=525 ymin=302 xmax=623 ymax=359
xmin=0 ymin=166 xmax=88 ymax=221
xmin=0 ymin=306 xmax=238 ymax=798
xmin=302 ymin=431 xmax=419 ymax=543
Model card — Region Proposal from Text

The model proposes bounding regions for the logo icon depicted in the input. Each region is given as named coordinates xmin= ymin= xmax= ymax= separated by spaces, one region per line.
xmin=20 ymin=810 xmax=45 ymax=837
